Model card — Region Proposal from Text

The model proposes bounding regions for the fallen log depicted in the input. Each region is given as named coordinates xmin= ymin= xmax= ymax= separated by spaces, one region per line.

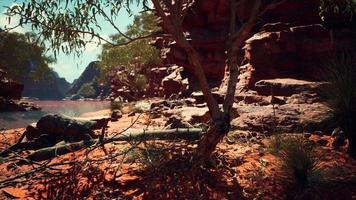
xmin=0 ymin=114 xmax=109 ymax=158
xmin=23 ymin=128 xmax=203 ymax=163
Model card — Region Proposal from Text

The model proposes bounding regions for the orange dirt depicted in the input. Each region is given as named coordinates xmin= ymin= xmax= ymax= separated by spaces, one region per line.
xmin=0 ymin=112 xmax=355 ymax=200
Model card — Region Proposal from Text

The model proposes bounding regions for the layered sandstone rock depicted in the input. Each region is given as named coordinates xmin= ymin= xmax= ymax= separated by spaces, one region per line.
xmin=159 ymin=0 xmax=322 ymax=83
xmin=239 ymin=23 xmax=333 ymax=89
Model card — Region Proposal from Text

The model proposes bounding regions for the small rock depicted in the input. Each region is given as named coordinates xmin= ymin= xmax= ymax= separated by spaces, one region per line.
xmin=268 ymin=96 xmax=286 ymax=105
xmin=149 ymin=111 xmax=161 ymax=119
xmin=165 ymin=115 xmax=192 ymax=129
xmin=184 ymin=98 xmax=195 ymax=106
xmin=111 ymin=110 xmax=123 ymax=121
xmin=251 ymin=132 xmax=258 ymax=137
xmin=196 ymin=103 xmax=207 ymax=108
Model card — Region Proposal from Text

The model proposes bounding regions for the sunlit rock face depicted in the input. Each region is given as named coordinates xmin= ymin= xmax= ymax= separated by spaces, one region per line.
xmin=158 ymin=0 xmax=322 ymax=84
xmin=238 ymin=23 xmax=333 ymax=90
xmin=0 ymin=68 xmax=23 ymax=99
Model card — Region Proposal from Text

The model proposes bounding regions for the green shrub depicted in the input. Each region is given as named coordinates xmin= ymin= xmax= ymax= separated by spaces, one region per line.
xmin=77 ymin=83 xmax=96 ymax=98
xmin=270 ymin=135 xmax=325 ymax=189
xmin=123 ymin=143 xmax=166 ymax=167
xmin=110 ymin=100 xmax=123 ymax=111
xmin=320 ymin=51 xmax=356 ymax=157
xmin=268 ymin=134 xmax=284 ymax=155
xmin=278 ymin=136 xmax=325 ymax=188
xmin=134 ymin=74 xmax=148 ymax=92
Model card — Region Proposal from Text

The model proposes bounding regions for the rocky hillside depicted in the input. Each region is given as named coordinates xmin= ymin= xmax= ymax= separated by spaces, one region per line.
xmin=22 ymin=71 xmax=70 ymax=100
xmin=67 ymin=61 xmax=109 ymax=98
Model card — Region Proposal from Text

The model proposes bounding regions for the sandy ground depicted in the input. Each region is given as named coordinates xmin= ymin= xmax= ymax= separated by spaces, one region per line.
xmin=0 ymin=110 xmax=355 ymax=199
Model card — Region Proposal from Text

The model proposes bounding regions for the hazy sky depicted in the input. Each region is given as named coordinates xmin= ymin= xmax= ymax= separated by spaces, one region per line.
xmin=0 ymin=0 xmax=141 ymax=82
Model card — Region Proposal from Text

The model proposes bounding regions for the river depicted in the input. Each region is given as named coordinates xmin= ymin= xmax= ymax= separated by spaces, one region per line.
xmin=0 ymin=100 xmax=110 ymax=129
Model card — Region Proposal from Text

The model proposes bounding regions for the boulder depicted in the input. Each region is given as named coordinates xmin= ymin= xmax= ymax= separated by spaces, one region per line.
xmin=34 ymin=114 xmax=109 ymax=143
xmin=161 ymin=66 xmax=188 ymax=97
xmin=254 ymin=79 xmax=327 ymax=96
xmin=111 ymin=110 xmax=123 ymax=121
xmin=0 ymin=97 xmax=40 ymax=112
xmin=231 ymin=102 xmax=330 ymax=134
xmin=191 ymin=91 xmax=224 ymax=104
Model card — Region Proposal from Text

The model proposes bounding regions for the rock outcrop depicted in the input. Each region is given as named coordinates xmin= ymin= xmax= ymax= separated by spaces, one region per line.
xmin=0 ymin=67 xmax=40 ymax=112
xmin=0 ymin=68 xmax=23 ymax=99
xmin=0 ymin=97 xmax=40 ymax=112
xmin=237 ymin=23 xmax=334 ymax=90
xmin=161 ymin=66 xmax=188 ymax=97
xmin=158 ymin=0 xmax=322 ymax=83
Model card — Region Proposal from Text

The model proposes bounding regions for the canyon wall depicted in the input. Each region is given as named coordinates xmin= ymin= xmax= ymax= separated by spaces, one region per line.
xmin=158 ymin=0 xmax=355 ymax=92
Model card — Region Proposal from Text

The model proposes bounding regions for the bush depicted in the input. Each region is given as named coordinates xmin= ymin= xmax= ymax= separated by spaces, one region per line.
xmin=78 ymin=83 xmax=96 ymax=98
xmin=270 ymin=135 xmax=325 ymax=189
xmin=268 ymin=134 xmax=284 ymax=155
xmin=320 ymin=51 xmax=356 ymax=157
xmin=110 ymin=100 xmax=123 ymax=111
xmin=319 ymin=0 xmax=356 ymax=28
xmin=123 ymin=142 xmax=166 ymax=167
xmin=134 ymin=74 xmax=148 ymax=92
xmin=279 ymin=136 xmax=324 ymax=188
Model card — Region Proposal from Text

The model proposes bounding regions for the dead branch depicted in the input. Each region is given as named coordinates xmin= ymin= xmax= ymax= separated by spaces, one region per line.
xmin=24 ymin=128 xmax=203 ymax=162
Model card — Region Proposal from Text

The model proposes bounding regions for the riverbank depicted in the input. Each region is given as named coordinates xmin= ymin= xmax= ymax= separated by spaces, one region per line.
xmin=0 ymin=100 xmax=111 ymax=129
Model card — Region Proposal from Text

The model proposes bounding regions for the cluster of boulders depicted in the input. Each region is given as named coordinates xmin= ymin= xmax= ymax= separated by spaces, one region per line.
xmin=0 ymin=97 xmax=40 ymax=112
xmin=109 ymin=65 xmax=190 ymax=101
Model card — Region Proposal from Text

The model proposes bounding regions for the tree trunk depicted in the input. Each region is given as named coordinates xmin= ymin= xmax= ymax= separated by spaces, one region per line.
xmin=195 ymin=0 xmax=264 ymax=162
xmin=152 ymin=0 xmax=282 ymax=163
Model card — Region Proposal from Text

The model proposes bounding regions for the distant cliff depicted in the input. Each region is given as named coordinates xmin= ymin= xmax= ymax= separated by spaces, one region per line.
xmin=22 ymin=70 xmax=70 ymax=100
xmin=67 ymin=61 xmax=109 ymax=98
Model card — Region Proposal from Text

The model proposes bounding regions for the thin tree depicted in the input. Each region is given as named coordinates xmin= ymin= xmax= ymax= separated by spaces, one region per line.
xmin=5 ymin=0 xmax=285 ymax=162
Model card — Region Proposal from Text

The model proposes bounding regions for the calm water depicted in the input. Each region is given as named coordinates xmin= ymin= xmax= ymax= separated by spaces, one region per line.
xmin=0 ymin=100 xmax=110 ymax=129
